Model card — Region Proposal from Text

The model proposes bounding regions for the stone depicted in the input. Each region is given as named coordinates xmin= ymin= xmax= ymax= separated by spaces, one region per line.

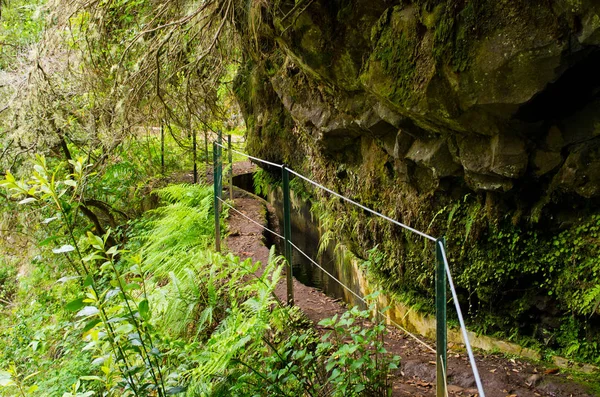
xmin=457 ymin=3 xmax=568 ymax=109
xmin=457 ymin=134 xmax=493 ymax=174
xmin=378 ymin=131 xmax=397 ymax=158
xmin=532 ymin=150 xmax=563 ymax=177
xmin=545 ymin=126 xmax=565 ymax=151
xmin=527 ymin=373 xmax=543 ymax=387
xmin=465 ymin=171 xmax=513 ymax=192
xmin=553 ymin=140 xmax=600 ymax=198
xmin=394 ymin=130 xmax=414 ymax=159
xmin=457 ymin=133 xmax=527 ymax=179
xmin=406 ymin=138 xmax=461 ymax=178
xmin=393 ymin=159 xmax=410 ymax=183
xmin=489 ymin=133 xmax=528 ymax=178
xmin=446 ymin=385 xmax=464 ymax=394
xmin=411 ymin=164 xmax=439 ymax=193
xmin=561 ymin=97 xmax=600 ymax=146
xmin=552 ymin=356 xmax=599 ymax=374
xmin=578 ymin=3 xmax=600 ymax=45
xmin=373 ymin=102 xmax=404 ymax=128
xmin=359 ymin=111 xmax=397 ymax=137
xmin=234 ymin=0 xmax=600 ymax=358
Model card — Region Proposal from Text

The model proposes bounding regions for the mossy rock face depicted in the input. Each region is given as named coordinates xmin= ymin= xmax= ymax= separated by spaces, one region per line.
xmin=233 ymin=60 xmax=299 ymax=166
xmin=361 ymin=5 xmax=429 ymax=110
xmin=235 ymin=0 xmax=600 ymax=362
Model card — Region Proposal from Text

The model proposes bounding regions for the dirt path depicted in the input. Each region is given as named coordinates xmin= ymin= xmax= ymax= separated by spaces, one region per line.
xmin=217 ymin=161 xmax=597 ymax=397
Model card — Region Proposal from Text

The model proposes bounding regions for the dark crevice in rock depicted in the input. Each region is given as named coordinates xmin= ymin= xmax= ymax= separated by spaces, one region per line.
xmin=515 ymin=47 xmax=600 ymax=122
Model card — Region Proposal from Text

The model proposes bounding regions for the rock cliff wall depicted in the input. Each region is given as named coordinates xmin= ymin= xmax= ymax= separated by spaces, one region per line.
xmin=234 ymin=0 xmax=600 ymax=361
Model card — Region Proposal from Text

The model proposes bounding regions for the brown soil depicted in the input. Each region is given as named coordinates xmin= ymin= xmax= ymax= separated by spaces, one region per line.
xmin=216 ymin=161 xmax=597 ymax=397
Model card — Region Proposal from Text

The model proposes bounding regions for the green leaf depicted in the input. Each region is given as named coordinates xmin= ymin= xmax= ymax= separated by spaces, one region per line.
xmin=23 ymin=371 xmax=40 ymax=381
xmin=38 ymin=235 xmax=61 ymax=246
xmin=82 ymin=253 xmax=105 ymax=263
xmin=65 ymin=298 xmax=86 ymax=312
xmin=125 ymin=282 xmax=141 ymax=291
xmin=56 ymin=276 xmax=80 ymax=283
xmin=18 ymin=197 xmax=36 ymax=205
xmin=0 ymin=371 xmax=14 ymax=387
xmin=76 ymin=306 xmax=100 ymax=318
xmin=82 ymin=319 xmax=102 ymax=333
xmin=138 ymin=299 xmax=150 ymax=321
xmin=80 ymin=376 xmax=103 ymax=381
xmin=53 ymin=245 xmax=75 ymax=254
xmin=166 ymin=386 xmax=186 ymax=395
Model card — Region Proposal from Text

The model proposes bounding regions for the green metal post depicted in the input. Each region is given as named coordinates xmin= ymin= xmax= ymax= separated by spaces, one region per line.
xmin=204 ymin=131 xmax=209 ymax=167
xmin=160 ymin=123 xmax=165 ymax=175
xmin=436 ymin=237 xmax=447 ymax=397
xmin=228 ymin=135 xmax=233 ymax=201
xmin=218 ymin=131 xmax=223 ymax=203
xmin=282 ymin=165 xmax=294 ymax=305
xmin=213 ymin=142 xmax=221 ymax=252
xmin=193 ymin=129 xmax=198 ymax=184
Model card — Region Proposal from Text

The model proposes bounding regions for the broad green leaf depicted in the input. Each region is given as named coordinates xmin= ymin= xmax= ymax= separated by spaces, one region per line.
xmin=138 ymin=299 xmax=150 ymax=321
xmin=76 ymin=306 xmax=100 ymax=318
xmin=38 ymin=235 xmax=61 ymax=246
xmin=82 ymin=319 xmax=102 ymax=333
xmin=65 ymin=298 xmax=86 ymax=312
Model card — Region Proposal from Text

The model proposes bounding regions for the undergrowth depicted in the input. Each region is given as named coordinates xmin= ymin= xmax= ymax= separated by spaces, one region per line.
xmin=0 ymin=158 xmax=400 ymax=396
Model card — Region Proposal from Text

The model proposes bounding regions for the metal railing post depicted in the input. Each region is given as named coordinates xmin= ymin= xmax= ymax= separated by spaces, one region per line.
xmin=436 ymin=237 xmax=447 ymax=397
xmin=213 ymin=142 xmax=221 ymax=252
xmin=160 ymin=123 xmax=165 ymax=175
xmin=228 ymin=135 xmax=233 ymax=201
xmin=204 ymin=131 xmax=209 ymax=167
xmin=218 ymin=131 xmax=223 ymax=203
xmin=193 ymin=129 xmax=198 ymax=183
xmin=282 ymin=165 xmax=294 ymax=305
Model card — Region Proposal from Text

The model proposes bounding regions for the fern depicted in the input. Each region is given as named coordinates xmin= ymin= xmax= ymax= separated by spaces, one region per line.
xmin=183 ymin=252 xmax=283 ymax=396
xmin=135 ymin=184 xmax=215 ymax=278
xmin=583 ymin=284 xmax=600 ymax=316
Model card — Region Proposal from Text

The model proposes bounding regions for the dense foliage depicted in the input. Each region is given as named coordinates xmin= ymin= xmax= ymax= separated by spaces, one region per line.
xmin=0 ymin=154 xmax=399 ymax=396
xmin=0 ymin=1 xmax=598 ymax=395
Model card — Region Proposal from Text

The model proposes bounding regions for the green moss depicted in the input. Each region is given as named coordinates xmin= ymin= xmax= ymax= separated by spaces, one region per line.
xmin=233 ymin=58 xmax=300 ymax=165
xmin=431 ymin=0 xmax=487 ymax=72
xmin=361 ymin=6 xmax=419 ymax=107
xmin=300 ymin=151 xmax=600 ymax=363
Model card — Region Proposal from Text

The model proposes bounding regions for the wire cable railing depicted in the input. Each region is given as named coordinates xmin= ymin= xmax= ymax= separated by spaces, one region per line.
xmin=286 ymin=169 xmax=437 ymax=242
xmin=212 ymin=137 xmax=485 ymax=397
xmin=439 ymin=241 xmax=485 ymax=394
xmin=217 ymin=196 xmax=284 ymax=240
xmin=289 ymin=239 xmax=436 ymax=354
xmin=217 ymin=191 xmax=438 ymax=353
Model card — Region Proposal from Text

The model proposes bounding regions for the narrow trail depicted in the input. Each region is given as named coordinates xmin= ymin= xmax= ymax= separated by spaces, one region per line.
xmin=210 ymin=161 xmax=596 ymax=397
